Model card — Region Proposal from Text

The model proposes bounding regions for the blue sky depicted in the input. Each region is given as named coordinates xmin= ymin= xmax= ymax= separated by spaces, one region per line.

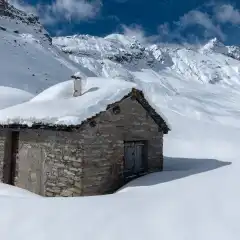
xmin=9 ymin=0 xmax=240 ymax=45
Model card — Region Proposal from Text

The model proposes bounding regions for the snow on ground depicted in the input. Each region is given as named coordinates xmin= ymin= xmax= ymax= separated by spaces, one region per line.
xmin=0 ymin=183 xmax=40 ymax=198
xmin=0 ymin=75 xmax=239 ymax=240
xmin=0 ymin=86 xmax=33 ymax=109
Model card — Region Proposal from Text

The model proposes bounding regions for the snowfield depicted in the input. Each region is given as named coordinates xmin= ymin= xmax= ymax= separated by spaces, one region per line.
xmin=0 ymin=119 xmax=239 ymax=240
xmin=0 ymin=183 xmax=40 ymax=198
xmin=0 ymin=75 xmax=240 ymax=240
xmin=1 ymin=3 xmax=240 ymax=240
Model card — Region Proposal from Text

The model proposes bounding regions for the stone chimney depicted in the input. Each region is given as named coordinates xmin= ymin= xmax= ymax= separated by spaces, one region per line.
xmin=71 ymin=75 xmax=82 ymax=97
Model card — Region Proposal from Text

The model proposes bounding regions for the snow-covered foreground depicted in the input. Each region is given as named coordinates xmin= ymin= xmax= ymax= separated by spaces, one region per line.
xmin=0 ymin=94 xmax=239 ymax=239
xmin=0 ymin=120 xmax=239 ymax=240
xmin=0 ymin=76 xmax=239 ymax=240
xmin=0 ymin=183 xmax=40 ymax=198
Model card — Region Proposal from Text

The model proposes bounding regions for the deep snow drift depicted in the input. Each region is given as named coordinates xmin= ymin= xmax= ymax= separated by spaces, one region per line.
xmin=0 ymin=78 xmax=137 ymax=125
xmin=0 ymin=115 xmax=239 ymax=240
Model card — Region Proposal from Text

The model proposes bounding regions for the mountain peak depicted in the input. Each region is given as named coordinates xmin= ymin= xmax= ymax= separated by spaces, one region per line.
xmin=0 ymin=1 xmax=39 ymax=25
xmin=0 ymin=1 xmax=52 ymax=45
xmin=200 ymin=38 xmax=228 ymax=55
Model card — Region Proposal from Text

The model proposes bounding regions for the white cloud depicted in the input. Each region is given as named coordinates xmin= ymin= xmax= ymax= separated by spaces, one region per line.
xmin=9 ymin=0 xmax=102 ymax=26
xmin=9 ymin=0 xmax=37 ymax=15
xmin=214 ymin=4 xmax=240 ymax=24
xmin=121 ymin=24 xmax=159 ymax=44
xmin=43 ymin=0 xmax=101 ymax=23
xmin=158 ymin=22 xmax=170 ymax=36
xmin=157 ymin=5 xmax=229 ymax=43
xmin=177 ymin=10 xmax=225 ymax=40
xmin=121 ymin=24 xmax=147 ymax=43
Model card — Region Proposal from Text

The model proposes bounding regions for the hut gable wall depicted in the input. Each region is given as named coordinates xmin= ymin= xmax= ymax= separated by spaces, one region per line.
xmin=80 ymin=96 xmax=164 ymax=195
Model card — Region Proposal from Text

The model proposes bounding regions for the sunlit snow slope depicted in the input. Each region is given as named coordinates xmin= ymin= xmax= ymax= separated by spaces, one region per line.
xmin=0 ymin=4 xmax=93 ymax=94
xmin=53 ymin=35 xmax=240 ymax=128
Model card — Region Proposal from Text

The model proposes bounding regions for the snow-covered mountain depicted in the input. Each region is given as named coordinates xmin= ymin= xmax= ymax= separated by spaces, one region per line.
xmin=0 ymin=2 xmax=93 ymax=95
xmin=52 ymin=34 xmax=240 ymax=129
xmin=53 ymin=34 xmax=240 ymax=84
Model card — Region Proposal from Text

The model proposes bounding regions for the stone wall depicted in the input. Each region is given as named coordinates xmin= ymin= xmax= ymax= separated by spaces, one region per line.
xmin=79 ymin=96 xmax=163 ymax=195
xmin=0 ymin=132 xmax=6 ymax=182
xmin=15 ymin=130 xmax=84 ymax=197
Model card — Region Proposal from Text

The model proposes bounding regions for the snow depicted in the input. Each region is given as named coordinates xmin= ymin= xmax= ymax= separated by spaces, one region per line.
xmin=1 ymin=73 xmax=240 ymax=240
xmin=0 ymin=86 xmax=33 ymax=109
xmin=1 ymin=8 xmax=240 ymax=239
xmin=0 ymin=120 xmax=240 ymax=240
xmin=200 ymin=37 xmax=228 ymax=55
xmin=0 ymin=78 xmax=137 ymax=126
xmin=0 ymin=183 xmax=40 ymax=198
xmin=30 ymin=80 xmax=75 ymax=102
xmin=0 ymin=5 xmax=92 ymax=94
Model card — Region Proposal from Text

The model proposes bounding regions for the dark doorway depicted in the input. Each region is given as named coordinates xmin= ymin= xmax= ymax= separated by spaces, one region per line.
xmin=123 ymin=141 xmax=147 ymax=182
xmin=3 ymin=131 xmax=19 ymax=185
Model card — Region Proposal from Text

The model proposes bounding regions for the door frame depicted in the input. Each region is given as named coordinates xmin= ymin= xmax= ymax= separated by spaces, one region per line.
xmin=123 ymin=140 xmax=148 ymax=181
xmin=3 ymin=130 xmax=19 ymax=185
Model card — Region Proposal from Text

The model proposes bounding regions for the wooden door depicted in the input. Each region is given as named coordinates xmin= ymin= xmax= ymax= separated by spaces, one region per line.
xmin=124 ymin=141 xmax=146 ymax=180
xmin=3 ymin=131 xmax=19 ymax=185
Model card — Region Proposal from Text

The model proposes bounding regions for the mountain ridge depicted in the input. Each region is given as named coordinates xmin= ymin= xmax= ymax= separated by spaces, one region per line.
xmin=1 ymin=3 xmax=240 ymax=129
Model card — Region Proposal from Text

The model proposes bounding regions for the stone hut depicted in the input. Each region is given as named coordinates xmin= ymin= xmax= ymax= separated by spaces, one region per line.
xmin=0 ymin=88 xmax=170 ymax=197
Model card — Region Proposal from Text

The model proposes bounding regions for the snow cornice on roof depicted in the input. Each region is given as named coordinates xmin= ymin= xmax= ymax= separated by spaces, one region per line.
xmin=0 ymin=88 xmax=170 ymax=134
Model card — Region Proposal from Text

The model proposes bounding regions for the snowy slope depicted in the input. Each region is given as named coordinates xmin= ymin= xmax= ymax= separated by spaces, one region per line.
xmin=0 ymin=3 xmax=93 ymax=94
xmin=53 ymin=34 xmax=240 ymax=129
xmin=53 ymin=34 xmax=240 ymax=86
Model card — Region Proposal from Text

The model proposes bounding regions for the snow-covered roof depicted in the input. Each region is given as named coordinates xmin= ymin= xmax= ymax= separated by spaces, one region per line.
xmin=0 ymin=77 xmax=170 ymax=133
xmin=0 ymin=86 xmax=33 ymax=110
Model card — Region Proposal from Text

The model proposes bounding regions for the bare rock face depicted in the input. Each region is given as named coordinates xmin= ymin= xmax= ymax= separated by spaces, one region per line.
xmin=0 ymin=0 xmax=7 ymax=8
xmin=0 ymin=1 xmax=52 ymax=45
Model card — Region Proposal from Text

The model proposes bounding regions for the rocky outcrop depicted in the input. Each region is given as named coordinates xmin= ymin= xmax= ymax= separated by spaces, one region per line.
xmin=0 ymin=2 xmax=52 ymax=44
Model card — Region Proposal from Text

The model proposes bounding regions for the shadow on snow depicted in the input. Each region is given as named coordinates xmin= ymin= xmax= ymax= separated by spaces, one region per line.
xmin=122 ymin=156 xmax=232 ymax=188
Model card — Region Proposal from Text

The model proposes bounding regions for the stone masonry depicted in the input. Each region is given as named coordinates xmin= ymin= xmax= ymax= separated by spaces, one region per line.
xmin=0 ymin=132 xmax=5 ymax=181
xmin=80 ymin=96 xmax=163 ymax=195
xmin=0 ymin=95 xmax=166 ymax=197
